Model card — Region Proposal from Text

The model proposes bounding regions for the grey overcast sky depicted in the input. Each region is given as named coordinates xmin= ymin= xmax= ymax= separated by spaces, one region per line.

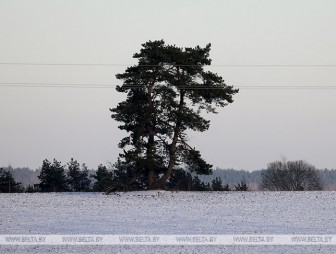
xmin=0 ymin=0 xmax=336 ymax=170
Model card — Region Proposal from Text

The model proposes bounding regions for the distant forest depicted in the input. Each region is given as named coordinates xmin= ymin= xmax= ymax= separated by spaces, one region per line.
xmin=3 ymin=166 xmax=336 ymax=191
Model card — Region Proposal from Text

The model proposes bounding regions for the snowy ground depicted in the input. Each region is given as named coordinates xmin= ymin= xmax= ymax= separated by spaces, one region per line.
xmin=1 ymin=191 xmax=336 ymax=253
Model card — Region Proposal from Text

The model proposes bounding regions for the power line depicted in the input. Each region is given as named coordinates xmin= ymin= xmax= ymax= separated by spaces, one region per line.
xmin=1 ymin=63 xmax=336 ymax=67
xmin=1 ymin=82 xmax=336 ymax=90
xmin=0 ymin=63 xmax=127 ymax=67
xmin=239 ymin=86 xmax=336 ymax=90
xmin=0 ymin=82 xmax=112 ymax=88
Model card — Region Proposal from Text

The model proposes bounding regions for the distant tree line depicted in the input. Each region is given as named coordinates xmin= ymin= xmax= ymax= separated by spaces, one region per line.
xmin=35 ymin=158 xmax=113 ymax=193
xmin=162 ymin=168 xmax=248 ymax=192
xmin=0 ymin=158 xmax=249 ymax=193
xmin=0 ymin=167 xmax=24 ymax=193
xmin=2 ymin=158 xmax=334 ymax=193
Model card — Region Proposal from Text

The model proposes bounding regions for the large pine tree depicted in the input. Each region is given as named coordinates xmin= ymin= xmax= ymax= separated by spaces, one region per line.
xmin=111 ymin=40 xmax=238 ymax=189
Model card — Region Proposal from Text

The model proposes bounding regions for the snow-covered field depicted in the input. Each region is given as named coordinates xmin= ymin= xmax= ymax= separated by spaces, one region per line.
xmin=1 ymin=191 xmax=336 ymax=253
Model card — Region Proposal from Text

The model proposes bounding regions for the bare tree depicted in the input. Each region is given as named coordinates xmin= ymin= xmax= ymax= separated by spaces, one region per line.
xmin=260 ymin=159 xmax=322 ymax=191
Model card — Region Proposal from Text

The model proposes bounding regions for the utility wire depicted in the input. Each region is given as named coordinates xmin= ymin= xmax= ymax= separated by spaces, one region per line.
xmin=1 ymin=82 xmax=336 ymax=90
xmin=0 ymin=82 xmax=113 ymax=88
xmin=1 ymin=63 xmax=336 ymax=67
xmin=1 ymin=63 xmax=335 ymax=89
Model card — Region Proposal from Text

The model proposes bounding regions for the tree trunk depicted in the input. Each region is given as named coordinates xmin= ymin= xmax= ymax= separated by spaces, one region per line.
xmin=146 ymin=83 xmax=157 ymax=189
xmin=154 ymin=90 xmax=185 ymax=189
xmin=148 ymin=170 xmax=156 ymax=189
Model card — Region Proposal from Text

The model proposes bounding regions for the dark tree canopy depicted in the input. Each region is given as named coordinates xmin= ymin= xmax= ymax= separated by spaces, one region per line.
xmin=38 ymin=159 xmax=68 ymax=192
xmin=261 ymin=159 xmax=322 ymax=191
xmin=91 ymin=164 xmax=114 ymax=192
xmin=166 ymin=168 xmax=193 ymax=191
xmin=211 ymin=177 xmax=224 ymax=191
xmin=0 ymin=168 xmax=23 ymax=193
xmin=235 ymin=181 xmax=248 ymax=191
xmin=110 ymin=40 xmax=238 ymax=190
xmin=67 ymin=158 xmax=91 ymax=192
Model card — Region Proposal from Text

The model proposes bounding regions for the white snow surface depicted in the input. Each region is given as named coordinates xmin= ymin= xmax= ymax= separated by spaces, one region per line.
xmin=1 ymin=191 xmax=336 ymax=253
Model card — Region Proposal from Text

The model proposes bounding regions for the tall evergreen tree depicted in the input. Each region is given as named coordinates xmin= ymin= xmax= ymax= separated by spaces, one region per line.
xmin=111 ymin=40 xmax=238 ymax=190
xmin=91 ymin=164 xmax=114 ymax=192
xmin=67 ymin=158 xmax=91 ymax=192
xmin=38 ymin=159 xmax=68 ymax=192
